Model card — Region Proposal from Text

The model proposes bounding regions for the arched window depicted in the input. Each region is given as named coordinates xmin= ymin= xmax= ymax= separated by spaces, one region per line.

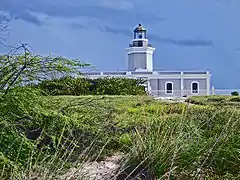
xmin=191 ymin=82 xmax=199 ymax=94
xmin=165 ymin=82 xmax=173 ymax=94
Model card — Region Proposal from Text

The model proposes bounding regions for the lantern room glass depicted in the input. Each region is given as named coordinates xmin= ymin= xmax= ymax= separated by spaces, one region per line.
xmin=134 ymin=31 xmax=146 ymax=39
xmin=134 ymin=24 xmax=147 ymax=39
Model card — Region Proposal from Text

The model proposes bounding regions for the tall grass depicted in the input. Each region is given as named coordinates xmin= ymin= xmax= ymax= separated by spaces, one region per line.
xmin=120 ymin=104 xmax=240 ymax=179
xmin=1 ymin=93 xmax=240 ymax=179
xmin=0 ymin=119 xmax=111 ymax=180
xmin=0 ymin=88 xmax=119 ymax=179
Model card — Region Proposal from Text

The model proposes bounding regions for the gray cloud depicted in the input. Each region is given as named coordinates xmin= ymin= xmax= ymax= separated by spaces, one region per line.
xmin=0 ymin=11 xmax=10 ymax=26
xmin=70 ymin=23 xmax=89 ymax=30
xmin=0 ymin=12 xmax=10 ymax=41
xmin=98 ymin=25 xmax=213 ymax=47
xmin=100 ymin=0 xmax=134 ymax=10
xmin=13 ymin=11 xmax=42 ymax=26
xmin=0 ymin=0 xmax=212 ymax=47
xmin=101 ymin=26 xmax=132 ymax=37
xmin=0 ymin=0 xmax=163 ymax=26
xmin=150 ymin=34 xmax=213 ymax=47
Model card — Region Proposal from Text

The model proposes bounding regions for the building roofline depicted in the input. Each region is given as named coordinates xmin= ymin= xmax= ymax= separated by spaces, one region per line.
xmin=82 ymin=70 xmax=210 ymax=76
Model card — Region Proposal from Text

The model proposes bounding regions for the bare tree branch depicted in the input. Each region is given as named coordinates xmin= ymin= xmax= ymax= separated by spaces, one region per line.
xmin=0 ymin=43 xmax=91 ymax=94
xmin=0 ymin=11 xmax=13 ymax=48
xmin=0 ymin=15 xmax=8 ymax=38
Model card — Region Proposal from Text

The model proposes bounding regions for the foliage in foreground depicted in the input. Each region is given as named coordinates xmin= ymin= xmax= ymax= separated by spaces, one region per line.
xmin=0 ymin=44 xmax=90 ymax=94
xmin=0 ymin=89 xmax=240 ymax=179
xmin=186 ymin=95 xmax=240 ymax=107
xmin=0 ymin=87 xmax=122 ymax=179
xmin=125 ymin=105 xmax=240 ymax=179
xmin=36 ymin=76 xmax=147 ymax=96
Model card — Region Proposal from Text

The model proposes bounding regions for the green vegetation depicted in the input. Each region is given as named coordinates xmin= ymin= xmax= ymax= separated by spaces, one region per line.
xmin=0 ymin=45 xmax=90 ymax=94
xmin=36 ymin=76 xmax=146 ymax=96
xmin=231 ymin=91 xmax=239 ymax=96
xmin=1 ymin=90 xmax=240 ymax=179
xmin=1 ymin=48 xmax=240 ymax=179
xmin=186 ymin=95 xmax=240 ymax=107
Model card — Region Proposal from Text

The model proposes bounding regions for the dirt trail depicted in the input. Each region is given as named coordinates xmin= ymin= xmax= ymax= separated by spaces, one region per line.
xmin=60 ymin=154 xmax=123 ymax=180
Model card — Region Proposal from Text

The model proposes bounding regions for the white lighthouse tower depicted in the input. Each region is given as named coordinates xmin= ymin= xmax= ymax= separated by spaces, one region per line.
xmin=126 ymin=24 xmax=155 ymax=71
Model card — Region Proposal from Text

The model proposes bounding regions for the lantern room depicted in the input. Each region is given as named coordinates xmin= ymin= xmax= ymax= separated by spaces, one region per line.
xmin=133 ymin=24 xmax=147 ymax=39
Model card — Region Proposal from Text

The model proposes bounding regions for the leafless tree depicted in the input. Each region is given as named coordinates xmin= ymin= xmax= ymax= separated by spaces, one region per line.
xmin=0 ymin=43 xmax=90 ymax=94
xmin=0 ymin=12 xmax=10 ymax=45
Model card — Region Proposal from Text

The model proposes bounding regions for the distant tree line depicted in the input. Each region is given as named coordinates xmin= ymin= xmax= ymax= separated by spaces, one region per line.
xmin=36 ymin=76 xmax=147 ymax=96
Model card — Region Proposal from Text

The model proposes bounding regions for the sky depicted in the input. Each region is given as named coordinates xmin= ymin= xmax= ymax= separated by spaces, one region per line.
xmin=0 ymin=0 xmax=240 ymax=89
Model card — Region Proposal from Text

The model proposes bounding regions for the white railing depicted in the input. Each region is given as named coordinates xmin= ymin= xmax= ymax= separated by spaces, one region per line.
xmin=210 ymin=89 xmax=240 ymax=96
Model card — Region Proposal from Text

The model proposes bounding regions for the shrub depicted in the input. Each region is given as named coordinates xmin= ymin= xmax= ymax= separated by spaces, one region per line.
xmin=207 ymin=96 xmax=225 ymax=102
xmin=231 ymin=91 xmax=239 ymax=96
xmin=37 ymin=76 xmax=146 ymax=96
xmin=36 ymin=76 xmax=91 ymax=95
xmin=230 ymin=97 xmax=240 ymax=102
xmin=184 ymin=98 xmax=204 ymax=105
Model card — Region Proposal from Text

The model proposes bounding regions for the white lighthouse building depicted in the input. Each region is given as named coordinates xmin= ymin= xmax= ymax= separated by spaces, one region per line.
xmin=84 ymin=24 xmax=211 ymax=97
xmin=126 ymin=24 xmax=155 ymax=72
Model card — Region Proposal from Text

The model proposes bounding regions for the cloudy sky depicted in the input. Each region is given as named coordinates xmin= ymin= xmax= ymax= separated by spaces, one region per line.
xmin=0 ymin=0 xmax=240 ymax=88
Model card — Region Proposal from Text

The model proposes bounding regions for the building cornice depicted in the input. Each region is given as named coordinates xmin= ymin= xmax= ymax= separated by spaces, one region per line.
xmin=82 ymin=71 xmax=210 ymax=79
xmin=126 ymin=47 xmax=155 ymax=54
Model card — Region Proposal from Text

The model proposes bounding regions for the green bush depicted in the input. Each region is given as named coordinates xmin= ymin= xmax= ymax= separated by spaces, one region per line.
xmin=185 ymin=98 xmax=205 ymax=105
xmin=37 ymin=76 xmax=146 ymax=96
xmin=207 ymin=96 xmax=225 ymax=102
xmin=230 ymin=97 xmax=240 ymax=102
xmin=231 ymin=91 xmax=239 ymax=96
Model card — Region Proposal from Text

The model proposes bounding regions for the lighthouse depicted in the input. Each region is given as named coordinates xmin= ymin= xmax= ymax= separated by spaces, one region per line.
xmin=84 ymin=23 xmax=211 ymax=98
xmin=126 ymin=24 xmax=156 ymax=71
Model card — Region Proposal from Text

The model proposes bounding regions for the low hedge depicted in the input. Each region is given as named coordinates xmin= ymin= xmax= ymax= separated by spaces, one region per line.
xmin=36 ymin=76 xmax=147 ymax=96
